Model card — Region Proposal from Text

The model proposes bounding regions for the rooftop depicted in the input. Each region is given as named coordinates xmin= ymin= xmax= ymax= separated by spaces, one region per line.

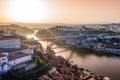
xmin=8 ymin=52 xmax=31 ymax=61
xmin=0 ymin=45 xmax=30 ymax=53
xmin=23 ymin=40 xmax=39 ymax=45
xmin=0 ymin=54 xmax=6 ymax=58
xmin=0 ymin=35 xmax=20 ymax=40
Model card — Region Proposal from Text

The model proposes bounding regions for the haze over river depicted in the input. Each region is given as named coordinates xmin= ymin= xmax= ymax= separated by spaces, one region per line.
xmin=39 ymin=41 xmax=120 ymax=80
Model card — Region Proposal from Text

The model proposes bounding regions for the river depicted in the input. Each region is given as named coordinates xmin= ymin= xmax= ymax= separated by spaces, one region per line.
xmin=39 ymin=41 xmax=120 ymax=80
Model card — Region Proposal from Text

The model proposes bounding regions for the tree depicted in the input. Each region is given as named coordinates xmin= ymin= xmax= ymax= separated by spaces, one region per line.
xmin=99 ymin=27 xmax=106 ymax=32
xmin=0 ymin=30 xmax=4 ymax=34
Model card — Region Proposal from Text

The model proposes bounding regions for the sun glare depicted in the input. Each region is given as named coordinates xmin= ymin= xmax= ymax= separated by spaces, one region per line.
xmin=27 ymin=34 xmax=39 ymax=40
xmin=27 ymin=34 xmax=34 ymax=39
xmin=4 ymin=0 xmax=48 ymax=23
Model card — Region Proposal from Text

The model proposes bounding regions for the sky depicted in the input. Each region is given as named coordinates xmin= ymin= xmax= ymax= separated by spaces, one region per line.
xmin=0 ymin=0 xmax=120 ymax=24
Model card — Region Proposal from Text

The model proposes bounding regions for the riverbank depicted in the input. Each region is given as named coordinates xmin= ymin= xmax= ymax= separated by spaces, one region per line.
xmin=70 ymin=46 xmax=120 ymax=56
xmin=50 ymin=39 xmax=120 ymax=57
xmin=38 ymin=47 xmax=111 ymax=80
xmin=58 ymin=40 xmax=120 ymax=56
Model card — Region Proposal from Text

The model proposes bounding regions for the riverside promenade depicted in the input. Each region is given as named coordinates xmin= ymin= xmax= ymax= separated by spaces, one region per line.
xmin=38 ymin=46 xmax=111 ymax=80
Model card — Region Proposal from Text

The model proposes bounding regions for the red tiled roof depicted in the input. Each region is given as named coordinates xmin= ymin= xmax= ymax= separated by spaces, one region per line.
xmin=0 ymin=45 xmax=28 ymax=53
xmin=0 ymin=54 xmax=6 ymax=57
xmin=8 ymin=56 xmax=14 ymax=61
xmin=8 ymin=52 xmax=31 ymax=61
xmin=0 ymin=35 xmax=19 ymax=40
xmin=8 ymin=46 xmax=28 ymax=53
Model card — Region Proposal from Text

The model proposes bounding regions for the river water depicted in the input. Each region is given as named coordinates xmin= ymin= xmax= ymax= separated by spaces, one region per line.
xmin=39 ymin=41 xmax=120 ymax=80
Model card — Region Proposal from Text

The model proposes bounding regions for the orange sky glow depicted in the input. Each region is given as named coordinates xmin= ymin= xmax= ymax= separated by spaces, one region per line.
xmin=0 ymin=0 xmax=120 ymax=23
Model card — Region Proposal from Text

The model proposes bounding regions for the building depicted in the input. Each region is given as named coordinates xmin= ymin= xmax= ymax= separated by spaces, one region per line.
xmin=0 ymin=54 xmax=9 ymax=73
xmin=0 ymin=32 xmax=34 ymax=54
xmin=0 ymin=33 xmax=21 ymax=49
xmin=0 ymin=32 xmax=34 ymax=74
xmin=23 ymin=40 xmax=43 ymax=52
xmin=8 ymin=52 xmax=32 ymax=66
xmin=0 ymin=52 xmax=32 ymax=73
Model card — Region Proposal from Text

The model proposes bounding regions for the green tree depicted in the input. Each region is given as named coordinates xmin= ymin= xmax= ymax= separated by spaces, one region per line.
xmin=0 ymin=30 xmax=4 ymax=34
xmin=99 ymin=27 xmax=106 ymax=32
xmin=11 ymin=29 xmax=16 ymax=34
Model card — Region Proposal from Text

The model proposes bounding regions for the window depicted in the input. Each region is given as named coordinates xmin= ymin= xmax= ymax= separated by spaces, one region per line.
xmin=2 ymin=58 xmax=6 ymax=61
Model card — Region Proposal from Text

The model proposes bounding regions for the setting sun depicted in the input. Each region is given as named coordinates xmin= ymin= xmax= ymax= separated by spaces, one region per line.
xmin=4 ymin=0 xmax=48 ymax=23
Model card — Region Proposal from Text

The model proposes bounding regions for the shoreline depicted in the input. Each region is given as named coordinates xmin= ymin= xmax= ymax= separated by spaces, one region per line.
xmin=71 ymin=45 xmax=120 ymax=57
xmin=49 ymin=38 xmax=120 ymax=56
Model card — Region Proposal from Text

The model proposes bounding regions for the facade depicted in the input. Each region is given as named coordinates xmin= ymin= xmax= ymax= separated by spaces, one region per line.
xmin=21 ymin=49 xmax=34 ymax=55
xmin=0 ymin=46 xmax=34 ymax=55
xmin=0 ymin=52 xmax=32 ymax=73
xmin=0 ymin=39 xmax=21 ymax=49
xmin=0 ymin=34 xmax=21 ymax=49
xmin=0 ymin=54 xmax=9 ymax=73
xmin=8 ymin=52 xmax=32 ymax=66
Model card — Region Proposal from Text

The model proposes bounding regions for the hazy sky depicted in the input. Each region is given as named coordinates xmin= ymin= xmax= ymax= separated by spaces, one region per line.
xmin=0 ymin=0 xmax=120 ymax=23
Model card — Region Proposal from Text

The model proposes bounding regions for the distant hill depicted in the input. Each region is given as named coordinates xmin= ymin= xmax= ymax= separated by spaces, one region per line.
xmin=17 ymin=23 xmax=120 ymax=29
xmin=17 ymin=23 xmax=62 ymax=29
xmin=0 ymin=24 xmax=34 ymax=36
xmin=36 ymin=26 xmax=79 ymax=39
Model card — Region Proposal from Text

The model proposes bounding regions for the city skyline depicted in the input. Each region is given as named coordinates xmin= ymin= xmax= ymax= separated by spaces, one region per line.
xmin=0 ymin=0 xmax=120 ymax=24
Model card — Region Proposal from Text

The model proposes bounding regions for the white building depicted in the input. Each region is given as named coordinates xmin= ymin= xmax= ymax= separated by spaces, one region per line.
xmin=21 ymin=49 xmax=34 ymax=55
xmin=0 ymin=33 xmax=21 ymax=49
xmin=0 ymin=52 xmax=32 ymax=73
xmin=116 ymin=27 xmax=120 ymax=33
xmin=8 ymin=52 xmax=32 ymax=66
xmin=0 ymin=54 xmax=9 ymax=73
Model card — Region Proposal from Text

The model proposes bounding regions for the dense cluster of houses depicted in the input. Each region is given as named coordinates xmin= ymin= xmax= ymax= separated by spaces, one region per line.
xmin=78 ymin=31 xmax=120 ymax=54
xmin=57 ymin=23 xmax=120 ymax=33
xmin=56 ymin=24 xmax=120 ymax=54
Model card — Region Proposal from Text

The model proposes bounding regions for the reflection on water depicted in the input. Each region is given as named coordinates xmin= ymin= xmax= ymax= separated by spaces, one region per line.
xmin=39 ymin=41 xmax=120 ymax=80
